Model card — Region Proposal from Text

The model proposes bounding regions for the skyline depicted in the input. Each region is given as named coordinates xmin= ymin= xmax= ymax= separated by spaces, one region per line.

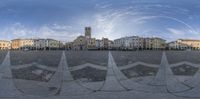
xmin=0 ymin=0 xmax=200 ymax=42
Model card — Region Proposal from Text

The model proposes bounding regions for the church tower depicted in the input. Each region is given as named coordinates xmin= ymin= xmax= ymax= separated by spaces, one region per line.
xmin=85 ymin=27 xmax=91 ymax=39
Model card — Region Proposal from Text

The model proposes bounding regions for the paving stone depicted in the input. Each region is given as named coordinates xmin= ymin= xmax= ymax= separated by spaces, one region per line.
xmin=111 ymin=51 xmax=162 ymax=66
xmin=12 ymin=66 xmax=55 ymax=82
xmin=65 ymin=51 xmax=108 ymax=67
xmin=0 ymin=51 xmax=21 ymax=97
xmin=101 ymin=52 xmax=126 ymax=91
xmin=166 ymin=51 xmax=200 ymax=64
xmin=12 ymin=52 xmax=65 ymax=96
xmin=1 ymin=50 xmax=200 ymax=98
xmin=122 ymin=65 xmax=158 ymax=78
xmin=110 ymin=52 xmax=167 ymax=93
xmin=60 ymin=52 xmax=91 ymax=95
xmin=0 ymin=51 xmax=7 ymax=65
xmin=162 ymin=52 xmax=191 ymax=93
xmin=10 ymin=51 xmax=62 ymax=67
xmin=171 ymin=64 xmax=198 ymax=76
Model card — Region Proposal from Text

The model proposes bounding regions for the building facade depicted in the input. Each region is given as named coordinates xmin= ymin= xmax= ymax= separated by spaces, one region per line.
xmin=114 ymin=37 xmax=130 ymax=50
xmin=65 ymin=42 xmax=73 ymax=50
xmin=0 ymin=40 xmax=11 ymax=50
xmin=144 ymin=37 xmax=166 ymax=50
xmin=11 ymin=39 xmax=35 ymax=50
xmin=100 ymin=38 xmax=109 ymax=50
xmin=114 ymin=36 xmax=144 ymax=50
xmin=168 ymin=39 xmax=200 ymax=50
xmin=34 ymin=39 xmax=46 ymax=50
xmin=72 ymin=27 xmax=110 ymax=50
xmin=11 ymin=39 xmax=21 ymax=49
xmin=167 ymin=41 xmax=188 ymax=50
xmin=108 ymin=40 xmax=114 ymax=50
xmin=11 ymin=38 xmax=61 ymax=50
xmin=87 ymin=38 xmax=96 ymax=50
xmin=46 ymin=39 xmax=61 ymax=50
xmin=73 ymin=36 xmax=87 ymax=50
xmin=85 ymin=27 xmax=91 ymax=39
xmin=114 ymin=36 xmax=166 ymax=50
xmin=95 ymin=39 xmax=101 ymax=50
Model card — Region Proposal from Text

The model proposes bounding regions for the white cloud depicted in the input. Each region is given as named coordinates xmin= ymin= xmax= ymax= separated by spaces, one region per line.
xmin=0 ymin=23 xmax=80 ymax=42
xmin=167 ymin=28 xmax=200 ymax=41
xmin=38 ymin=25 xmax=81 ymax=42
xmin=92 ymin=6 xmax=141 ymax=40
xmin=95 ymin=1 xmax=112 ymax=9
xmin=1 ymin=23 xmax=34 ymax=40
xmin=167 ymin=28 xmax=185 ymax=35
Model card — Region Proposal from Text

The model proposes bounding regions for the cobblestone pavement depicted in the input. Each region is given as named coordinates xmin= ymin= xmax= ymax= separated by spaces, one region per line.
xmin=10 ymin=51 xmax=62 ymax=67
xmin=0 ymin=51 xmax=7 ymax=64
xmin=1 ymin=51 xmax=200 ymax=99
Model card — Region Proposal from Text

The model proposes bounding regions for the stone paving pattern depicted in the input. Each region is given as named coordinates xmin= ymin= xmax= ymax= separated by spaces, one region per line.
xmin=0 ymin=51 xmax=7 ymax=64
xmin=12 ymin=65 xmax=55 ymax=82
xmin=10 ymin=51 xmax=62 ymax=67
xmin=111 ymin=51 xmax=162 ymax=66
xmin=171 ymin=64 xmax=199 ymax=76
xmin=1 ymin=51 xmax=200 ymax=99
xmin=166 ymin=51 xmax=200 ymax=64
xmin=71 ymin=67 xmax=106 ymax=82
xmin=65 ymin=51 xmax=108 ymax=67
xmin=122 ymin=65 xmax=158 ymax=78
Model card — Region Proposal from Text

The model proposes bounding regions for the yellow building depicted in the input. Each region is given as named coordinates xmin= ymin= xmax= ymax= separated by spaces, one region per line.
xmin=144 ymin=37 xmax=166 ymax=50
xmin=11 ymin=39 xmax=34 ymax=50
xmin=0 ymin=40 xmax=11 ymax=50
xmin=177 ymin=39 xmax=200 ymax=49
xmin=167 ymin=41 xmax=188 ymax=50
xmin=11 ymin=39 xmax=20 ymax=49
xmin=152 ymin=37 xmax=166 ymax=49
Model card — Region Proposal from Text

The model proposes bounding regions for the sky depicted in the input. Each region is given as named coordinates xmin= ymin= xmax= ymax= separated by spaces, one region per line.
xmin=0 ymin=0 xmax=200 ymax=42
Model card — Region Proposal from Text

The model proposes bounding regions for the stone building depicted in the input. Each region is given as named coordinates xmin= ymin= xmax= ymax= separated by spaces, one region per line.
xmin=144 ymin=37 xmax=166 ymax=50
xmin=100 ymin=37 xmax=109 ymax=50
xmin=95 ymin=39 xmax=101 ymax=50
xmin=11 ymin=39 xmax=35 ymax=50
xmin=11 ymin=38 xmax=61 ymax=50
xmin=114 ymin=36 xmax=166 ymax=50
xmin=73 ymin=35 xmax=87 ymax=50
xmin=114 ymin=36 xmax=144 ymax=50
xmin=167 ymin=39 xmax=200 ymax=50
xmin=65 ymin=42 xmax=73 ymax=50
xmin=85 ymin=27 xmax=91 ymax=39
xmin=72 ymin=27 xmax=98 ymax=50
xmin=46 ymin=39 xmax=61 ymax=50
xmin=34 ymin=39 xmax=46 ymax=50
xmin=87 ymin=38 xmax=96 ymax=50
xmin=0 ymin=40 xmax=11 ymax=50
xmin=108 ymin=40 xmax=114 ymax=50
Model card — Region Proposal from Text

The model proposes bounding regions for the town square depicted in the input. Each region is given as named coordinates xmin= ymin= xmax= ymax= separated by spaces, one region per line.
xmin=0 ymin=0 xmax=200 ymax=99
xmin=1 ymin=50 xmax=200 ymax=99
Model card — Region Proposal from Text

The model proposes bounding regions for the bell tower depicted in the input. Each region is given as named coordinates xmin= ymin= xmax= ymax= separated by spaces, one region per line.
xmin=85 ymin=27 xmax=91 ymax=39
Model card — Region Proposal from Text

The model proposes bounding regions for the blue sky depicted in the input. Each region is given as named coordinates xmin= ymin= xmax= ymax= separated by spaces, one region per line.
xmin=0 ymin=0 xmax=200 ymax=42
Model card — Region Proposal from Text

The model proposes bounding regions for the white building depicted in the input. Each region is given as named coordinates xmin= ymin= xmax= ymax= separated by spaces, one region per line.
xmin=34 ymin=39 xmax=46 ymax=50
xmin=167 ymin=39 xmax=196 ymax=50
xmin=46 ymin=39 xmax=61 ymax=50
xmin=95 ymin=39 xmax=101 ymax=49
xmin=114 ymin=36 xmax=143 ymax=50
